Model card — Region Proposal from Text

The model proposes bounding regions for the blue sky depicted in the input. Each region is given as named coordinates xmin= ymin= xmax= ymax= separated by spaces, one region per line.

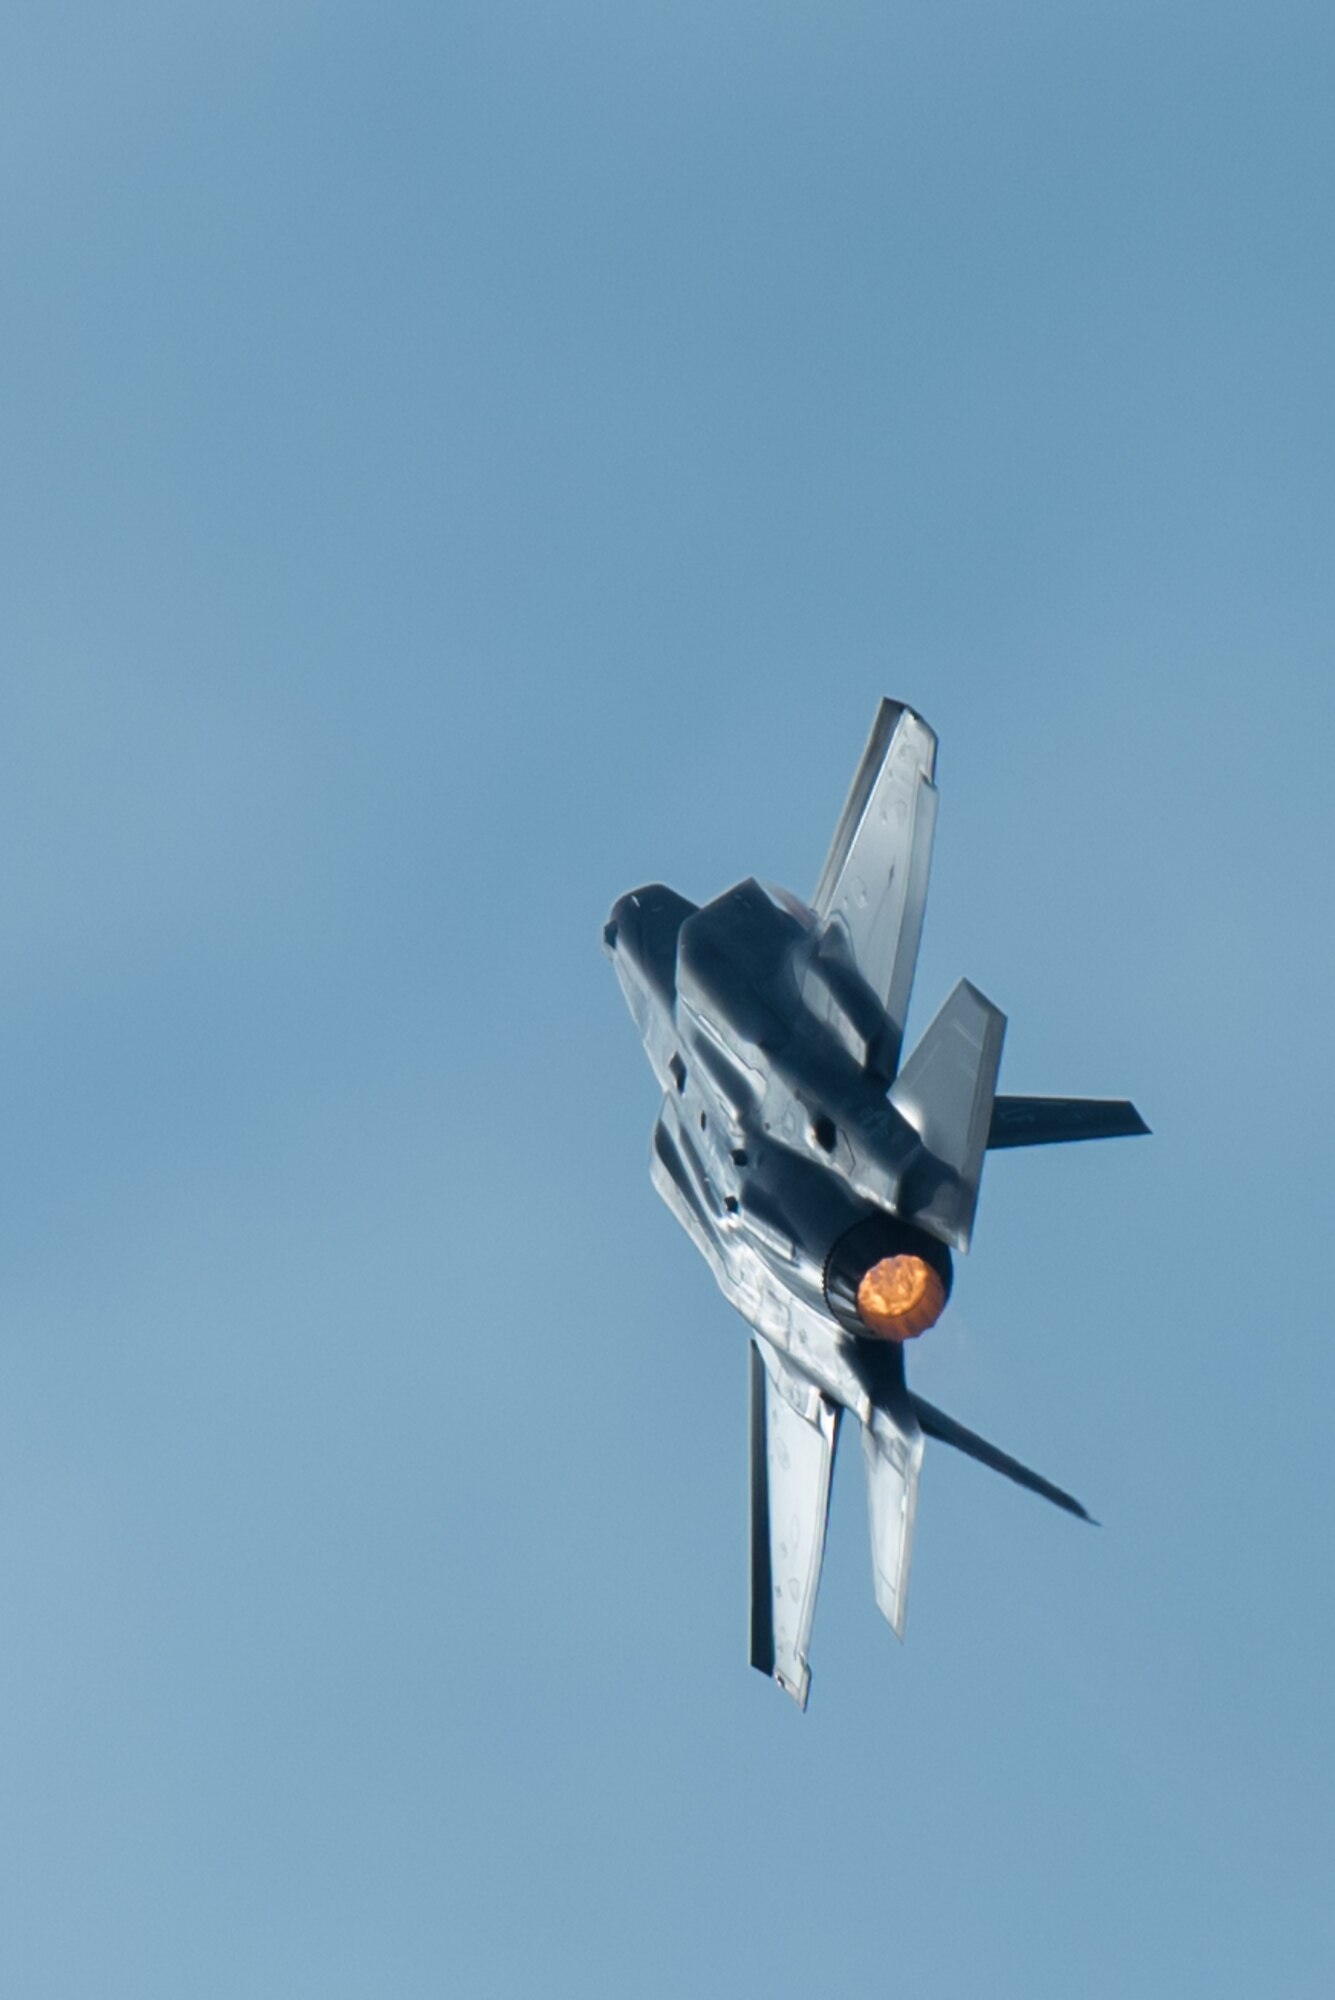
xmin=1 ymin=4 xmax=1332 ymax=1994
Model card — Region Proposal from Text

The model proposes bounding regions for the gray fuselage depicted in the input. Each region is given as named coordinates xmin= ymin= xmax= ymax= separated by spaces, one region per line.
xmin=605 ymin=874 xmax=945 ymax=1414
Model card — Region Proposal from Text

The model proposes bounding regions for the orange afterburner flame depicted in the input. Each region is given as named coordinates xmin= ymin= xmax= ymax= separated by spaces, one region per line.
xmin=855 ymin=1255 xmax=946 ymax=1341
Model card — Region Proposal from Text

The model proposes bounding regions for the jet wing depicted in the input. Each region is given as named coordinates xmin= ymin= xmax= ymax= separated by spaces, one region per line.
xmin=811 ymin=700 xmax=938 ymax=1079
xmin=749 ymin=1339 xmax=841 ymax=1709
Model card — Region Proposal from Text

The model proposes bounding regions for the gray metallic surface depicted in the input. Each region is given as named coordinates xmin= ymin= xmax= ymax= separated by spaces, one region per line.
xmin=810 ymin=700 xmax=937 ymax=1081
xmin=605 ymin=699 xmax=1148 ymax=1707
xmin=862 ymin=1401 xmax=924 ymax=1642
xmin=888 ymin=978 xmax=1006 ymax=1251
xmin=749 ymin=1338 xmax=840 ymax=1709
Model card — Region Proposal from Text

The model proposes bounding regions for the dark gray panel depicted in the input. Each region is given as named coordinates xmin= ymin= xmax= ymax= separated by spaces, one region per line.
xmin=987 ymin=1097 xmax=1150 ymax=1149
xmin=910 ymin=1395 xmax=1095 ymax=1523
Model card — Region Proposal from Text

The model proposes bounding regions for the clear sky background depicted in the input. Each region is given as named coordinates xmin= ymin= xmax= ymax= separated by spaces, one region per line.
xmin=2 ymin=5 xmax=1332 ymax=1995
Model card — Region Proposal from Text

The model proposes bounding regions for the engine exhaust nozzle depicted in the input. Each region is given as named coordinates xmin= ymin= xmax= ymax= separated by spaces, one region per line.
xmin=824 ymin=1214 xmax=953 ymax=1341
xmin=855 ymin=1255 xmax=947 ymax=1341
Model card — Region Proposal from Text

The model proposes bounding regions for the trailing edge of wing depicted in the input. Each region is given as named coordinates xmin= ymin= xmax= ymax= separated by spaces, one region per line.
xmin=987 ymin=1096 xmax=1150 ymax=1149
xmin=749 ymin=1340 xmax=840 ymax=1709
xmin=811 ymin=700 xmax=938 ymax=1078
xmin=910 ymin=1394 xmax=1095 ymax=1523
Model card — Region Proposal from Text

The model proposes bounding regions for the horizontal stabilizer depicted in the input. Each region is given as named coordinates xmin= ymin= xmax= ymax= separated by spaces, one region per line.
xmin=749 ymin=1340 xmax=840 ymax=1708
xmin=910 ymin=1394 xmax=1095 ymax=1523
xmin=888 ymin=978 xmax=1006 ymax=1251
xmin=988 ymin=1097 xmax=1150 ymax=1150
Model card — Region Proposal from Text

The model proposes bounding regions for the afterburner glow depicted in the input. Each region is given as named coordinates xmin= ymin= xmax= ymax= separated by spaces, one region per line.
xmin=855 ymin=1255 xmax=946 ymax=1341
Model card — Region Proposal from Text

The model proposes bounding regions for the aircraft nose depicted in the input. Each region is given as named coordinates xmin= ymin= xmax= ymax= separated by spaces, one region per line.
xmin=602 ymin=886 xmax=698 ymax=1005
xmin=603 ymin=891 xmax=639 ymax=956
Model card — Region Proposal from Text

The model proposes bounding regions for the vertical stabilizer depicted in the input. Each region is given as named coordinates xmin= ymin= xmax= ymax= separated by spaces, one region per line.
xmin=888 ymin=978 xmax=1006 ymax=1251
xmin=862 ymin=1403 xmax=925 ymax=1641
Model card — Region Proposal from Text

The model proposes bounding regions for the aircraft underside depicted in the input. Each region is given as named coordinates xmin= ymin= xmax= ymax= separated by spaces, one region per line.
xmin=605 ymin=699 xmax=1147 ymax=1706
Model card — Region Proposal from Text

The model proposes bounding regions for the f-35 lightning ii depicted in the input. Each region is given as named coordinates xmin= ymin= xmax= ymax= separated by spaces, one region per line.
xmin=603 ymin=700 xmax=1148 ymax=1707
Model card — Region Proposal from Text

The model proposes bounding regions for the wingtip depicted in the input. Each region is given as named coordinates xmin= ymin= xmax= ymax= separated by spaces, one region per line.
xmin=773 ymin=1665 xmax=811 ymax=1711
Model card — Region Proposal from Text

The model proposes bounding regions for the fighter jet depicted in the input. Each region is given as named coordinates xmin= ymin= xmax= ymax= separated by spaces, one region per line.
xmin=603 ymin=700 xmax=1148 ymax=1707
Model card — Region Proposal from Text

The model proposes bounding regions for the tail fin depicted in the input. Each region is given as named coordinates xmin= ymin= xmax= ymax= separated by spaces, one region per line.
xmin=889 ymin=978 xmax=1006 ymax=1251
xmin=862 ymin=1402 xmax=925 ymax=1641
